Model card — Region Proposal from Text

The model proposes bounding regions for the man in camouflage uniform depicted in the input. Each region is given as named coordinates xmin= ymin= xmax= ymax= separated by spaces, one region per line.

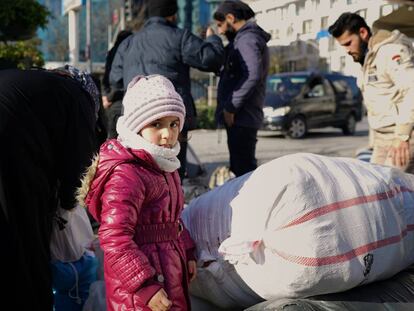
xmin=329 ymin=12 xmax=414 ymax=172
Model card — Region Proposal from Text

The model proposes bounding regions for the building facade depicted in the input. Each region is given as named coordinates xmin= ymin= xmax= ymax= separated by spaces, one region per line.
xmin=249 ymin=0 xmax=401 ymax=76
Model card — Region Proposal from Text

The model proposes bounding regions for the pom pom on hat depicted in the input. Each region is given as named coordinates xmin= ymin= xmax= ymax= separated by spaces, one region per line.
xmin=117 ymin=75 xmax=186 ymax=135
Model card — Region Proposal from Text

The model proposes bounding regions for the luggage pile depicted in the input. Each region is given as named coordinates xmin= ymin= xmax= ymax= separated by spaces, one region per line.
xmin=182 ymin=153 xmax=414 ymax=309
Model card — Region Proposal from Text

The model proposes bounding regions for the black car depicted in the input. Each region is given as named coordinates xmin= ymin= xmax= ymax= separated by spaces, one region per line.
xmin=262 ymin=71 xmax=363 ymax=138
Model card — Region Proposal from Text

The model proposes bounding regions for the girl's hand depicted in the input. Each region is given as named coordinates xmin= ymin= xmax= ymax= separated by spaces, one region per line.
xmin=148 ymin=288 xmax=172 ymax=311
xmin=188 ymin=260 xmax=197 ymax=282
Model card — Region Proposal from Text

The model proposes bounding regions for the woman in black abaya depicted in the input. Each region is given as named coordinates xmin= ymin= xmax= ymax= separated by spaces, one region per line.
xmin=0 ymin=66 xmax=100 ymax=310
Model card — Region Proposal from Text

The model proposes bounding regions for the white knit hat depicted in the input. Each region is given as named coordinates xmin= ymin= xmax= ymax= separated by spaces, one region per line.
xmin=117 ymin=75 xmax=186 ymax=135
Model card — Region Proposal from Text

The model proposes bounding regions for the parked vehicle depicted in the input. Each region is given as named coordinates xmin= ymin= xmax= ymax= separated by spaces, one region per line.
xmin=262 ymin=71 xmax=363 ymax=138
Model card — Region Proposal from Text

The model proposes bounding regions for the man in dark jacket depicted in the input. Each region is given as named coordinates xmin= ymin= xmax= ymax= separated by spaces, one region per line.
xmin=102 ymin=30 xmax=133 ymax=139
xmin=0 ymin=67 xmax=99 ymax=310
xmin=110 ymin=0 xmax=224 ymax=180
xmin=213 ymin=1 xmax=270 ymax=177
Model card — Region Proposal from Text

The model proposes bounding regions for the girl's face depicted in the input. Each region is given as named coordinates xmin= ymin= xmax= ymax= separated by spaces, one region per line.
xmin=139 ymin=116 xmax=180 ymax=148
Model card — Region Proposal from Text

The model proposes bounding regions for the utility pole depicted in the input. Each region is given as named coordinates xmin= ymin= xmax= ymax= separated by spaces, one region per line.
xmin=184 ymin=0 xmax=193 ymax=30
xmin=68 ymin=9 xmax=80 ymax=67
xmin=206 ymin=0 xmax=221 ymax=106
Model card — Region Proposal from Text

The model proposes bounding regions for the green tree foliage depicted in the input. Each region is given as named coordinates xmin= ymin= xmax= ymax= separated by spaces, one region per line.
xmin=0 ymin=39 xmax=44 ymax=69
xmin=0 ymin=0 xmax=49 ymax=69
xmin=0 ymin=0 xmax=50 ymax=42
xmin=196 ymin=100 xmax=217 ymax=129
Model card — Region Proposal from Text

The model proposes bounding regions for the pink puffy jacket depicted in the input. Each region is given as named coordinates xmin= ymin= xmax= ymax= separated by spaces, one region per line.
xmin=84 ymin=139 xmax=195 ymax=311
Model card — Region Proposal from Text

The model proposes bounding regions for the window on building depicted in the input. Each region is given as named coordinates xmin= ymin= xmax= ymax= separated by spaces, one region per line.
xmin=356 ymin=9 xmax=367 ymax=19
xmin=273 ymin=29 xmax=280 ymax=39
xmin=305 ymin=0 xmax=312 ymax=11
xmin=282 ymin=7 xmax=287 ymax=20
xmin=303 ymin=20 xmax=313 ymax=34
xmin=275 ymin=8 xmax=282 ymax=20
xmin=296 ymin=2 xmax=305 ymax=15
xmin=347 ymin=0 xmax=356 ymax=5
xmin=321 ymin=16 xmax=328 ymax=29
xmin=266 ymin=9 xmax=277 ymax=27
xmin=330 ymin=0 xmax=337 ymax=8
xmin=288 ymin=3 xmax=296 ymax=17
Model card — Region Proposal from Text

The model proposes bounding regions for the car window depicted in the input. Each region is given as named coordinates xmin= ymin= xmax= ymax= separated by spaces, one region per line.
xmin=332 ymin=80 xmax=348 ymax=94
xmin=288 ymin=77 xmax=308 ymax=93
xmin=344 ymin=77 xmax=361 ymax=97
xmin=323 ymin=79 xmax=335 ymax=96
xmin=306 ymin=77 xmax=326 ymax=98
xmin=308 ymin=83 xmax=325 ymax=97
xmin=267 ymin=75 xmax=308 ymax=97
xmin=267 ymin=77 xmax=284 ymax=92
xmin=327 ymin=75 xmax=361 ymax=99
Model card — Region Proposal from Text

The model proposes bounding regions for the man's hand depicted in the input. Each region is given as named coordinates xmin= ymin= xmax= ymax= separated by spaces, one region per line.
xmin=206 ymin=26 xmax=215 ymax=37
xmin=223 ymin=110 xmax=235 ymax=127
xmin=188 ymin=260 xmax=197 ymax=282
xmin=148 ymin=288 xmax=172 ymax=311
xmin=102 ymin=96 xmax=112 ymax=109
xmin=389 ymin=140 xmax=410 ymax=167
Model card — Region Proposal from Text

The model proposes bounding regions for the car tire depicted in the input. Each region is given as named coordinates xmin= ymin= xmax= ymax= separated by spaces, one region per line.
xmin=342 ymin=114 xmax=356 ymax=136
xmin=286 ymin=116 xmax=307 ymax=139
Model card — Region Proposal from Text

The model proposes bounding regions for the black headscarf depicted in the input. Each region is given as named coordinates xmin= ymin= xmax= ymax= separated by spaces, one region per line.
xmin=51 ymin=65 xmax=101 ymax=121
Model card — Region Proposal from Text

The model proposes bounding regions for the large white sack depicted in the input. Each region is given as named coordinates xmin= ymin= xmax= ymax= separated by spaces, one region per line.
xmin=183 ymin=153 xmax=414 ymax=305
xmin=182 ymin=173 xmax=263 ymax=308
xmin=182 ymin=172 xmax=251 ymax=264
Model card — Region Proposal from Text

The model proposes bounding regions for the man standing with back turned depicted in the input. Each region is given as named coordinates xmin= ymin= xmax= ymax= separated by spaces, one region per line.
xmin=110 ymin=0 xmax=224 ymax=180
xmin=213 ymin=1 xmax=270 ymax=177
xmin=329 ymin=13 xmax=414 ymax=172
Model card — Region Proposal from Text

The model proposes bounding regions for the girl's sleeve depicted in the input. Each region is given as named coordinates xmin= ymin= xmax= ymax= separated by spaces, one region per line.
xmin=99 ymin=165 xmax=161 ymax=302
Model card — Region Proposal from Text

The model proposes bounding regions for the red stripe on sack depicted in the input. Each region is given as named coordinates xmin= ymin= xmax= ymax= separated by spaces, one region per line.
xmin=273 ymin=225 xmax=414 ymax=266
xmin=277 ymin=187 xmax=413 ymax=230
xmin=392 ymin=54 xmax=401 ymax=61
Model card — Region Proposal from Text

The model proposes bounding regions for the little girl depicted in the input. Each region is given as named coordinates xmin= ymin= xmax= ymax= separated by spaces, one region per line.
xmin=78 ymin=75 xmax=197 ymax=311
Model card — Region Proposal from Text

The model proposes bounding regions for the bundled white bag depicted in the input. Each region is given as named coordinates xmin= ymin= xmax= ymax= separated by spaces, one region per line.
xmin=222 ymin=153 xmax=414 ymax=299
xmin=50 ymin=204 xmax=95 ymax=262
xmin=182 ymin=173 xmax=251 ymax=264
xmin=183 ymin=153 xmax=414 ymax=306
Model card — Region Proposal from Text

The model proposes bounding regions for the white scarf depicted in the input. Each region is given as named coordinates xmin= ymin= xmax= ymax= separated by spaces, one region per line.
xmin=117 ymin=123 xmax=181 ymax=173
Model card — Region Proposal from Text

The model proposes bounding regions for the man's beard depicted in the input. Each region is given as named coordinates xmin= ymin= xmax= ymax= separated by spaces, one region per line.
xmin=225 ymin=23 xmax=237 ymax=41
xmin=351 ymin=39 xmax=368 ymax=65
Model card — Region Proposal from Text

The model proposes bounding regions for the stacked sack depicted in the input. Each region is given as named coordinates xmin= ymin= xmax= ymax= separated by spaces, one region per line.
xmin=182 ymin=153 xmax=414 ymax=309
